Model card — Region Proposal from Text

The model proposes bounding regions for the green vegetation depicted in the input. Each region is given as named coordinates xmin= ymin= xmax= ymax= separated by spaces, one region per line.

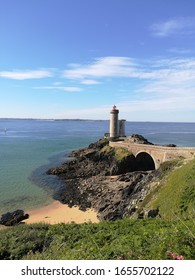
xmin=0 ymin=219 xmax=194 ymax=260
xmin=146 ymin=159 xmax=195 ymax=220
xmin=139 ymin=159 xmax=182 ymax=210
xmin=100 ymin=144 xmax=114 ymax=156
xmin=158 ymin=159 xmax=183 ymax=178
xmin=100 ymin=145 xmax=132 ymax=161
xmin=114 ymin=147 xmax=132 ymax=161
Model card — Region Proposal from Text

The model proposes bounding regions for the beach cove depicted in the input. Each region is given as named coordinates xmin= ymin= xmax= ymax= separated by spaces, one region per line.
xmin=26 ymin=200 xmax=99 ymax=225
xmin=0 ymin=201 xmax=99 ymax=230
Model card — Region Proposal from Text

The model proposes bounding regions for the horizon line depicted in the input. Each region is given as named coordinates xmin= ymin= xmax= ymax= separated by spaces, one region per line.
xmin=0 ymin=118 xmax=194 ymax=124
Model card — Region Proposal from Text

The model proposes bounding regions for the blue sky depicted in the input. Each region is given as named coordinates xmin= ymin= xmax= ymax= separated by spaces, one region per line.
xmin=0 ymin=0 xmax=195 ymax=121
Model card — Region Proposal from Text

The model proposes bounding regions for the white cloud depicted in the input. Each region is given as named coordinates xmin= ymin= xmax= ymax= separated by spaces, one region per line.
xmin=80 ymin=79 xmax=101 ymax=85
xmin=63 ymin=56 xmax=139 ymax=80
xmin=150 ymin=17 xmax=195 ymax=37
xmin=52 ymin=82 xmax=64 ymax=86
xmin=60 ymin=55 xmax=195 ymax=121
xmin=2 ymin=56 xmax=194 ymax=121
xmin=0 ymin=69 xmax=53 ymax=80
xmin=120 ymin=57 xmax=195 ymax=120
xmin=33 ymin=86 xmax=82 ymax=92
xmin=62 ymin=56 xmax=195 ymax=111
xmin=63 ymin=56 xmax=195 ymax=86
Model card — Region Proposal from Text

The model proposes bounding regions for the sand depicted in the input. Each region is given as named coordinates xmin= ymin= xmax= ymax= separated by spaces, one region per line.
xmin=0 ymin=225 xmax=7 ymax=231
xmin=25 ymin=200 xmax=99 ymax=225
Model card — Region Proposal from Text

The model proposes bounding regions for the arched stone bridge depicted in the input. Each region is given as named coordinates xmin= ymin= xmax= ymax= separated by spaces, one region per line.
xmin=109 ymin=141 xmax=195 ymax=169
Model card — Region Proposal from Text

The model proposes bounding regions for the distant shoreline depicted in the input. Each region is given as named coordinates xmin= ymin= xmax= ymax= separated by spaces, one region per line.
xmin=0 ymin=118 xmax=195 ymax=123
xmin=0 ymin=118 xmax=108 ymax=122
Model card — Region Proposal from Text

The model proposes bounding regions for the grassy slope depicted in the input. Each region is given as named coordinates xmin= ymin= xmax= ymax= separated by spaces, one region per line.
xmin=144 ymin=159 xmax=195 ymax=220
xmin=0 ymin=219 xmax=194 ymax=260
xmin=0 ymin=158 xmax=195 ymax=260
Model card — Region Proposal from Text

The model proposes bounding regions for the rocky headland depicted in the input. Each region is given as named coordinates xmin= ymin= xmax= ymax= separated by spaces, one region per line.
xmin=47 ymin=135 xmax=162 ymax=221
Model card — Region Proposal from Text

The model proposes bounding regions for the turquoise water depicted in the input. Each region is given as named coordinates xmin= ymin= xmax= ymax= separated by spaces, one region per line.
xmin=0 ymin=119 xmax=194 ymax=214
xmin=0 ymin=119 xmax=108 ymax=214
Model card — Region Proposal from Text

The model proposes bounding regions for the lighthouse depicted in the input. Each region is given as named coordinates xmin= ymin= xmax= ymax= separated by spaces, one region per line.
xmin=109 ymin=105 xmax=119 ymax=139
xmin=107 ymin=105 xmax=126 ymax=140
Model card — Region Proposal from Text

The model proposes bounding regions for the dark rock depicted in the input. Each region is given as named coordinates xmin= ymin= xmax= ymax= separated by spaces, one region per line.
xmin=0 ymin=210 xmax=29 ymax=226
xmin=164 ymin=144 xmax=177 ymax=147
xmin=147 ymin=208 xmax=160 ymax=218
xmin=110 ymin=154 xmax=137 ymax=175
xmin=127 ymin=134 xmax=154 ymax=145
xmin=88 ymin=138 xmax=109 ymax=149
xmin=138 ymin=212 xmax=144 ymax=219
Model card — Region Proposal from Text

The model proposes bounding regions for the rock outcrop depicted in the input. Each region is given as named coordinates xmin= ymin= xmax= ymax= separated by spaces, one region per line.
xmin=0 ymin=210 xmax=29 ymax=226
xmin=48 ymin=138 xmax=138 ymax=178
xmin=47 ymin=136 xmax=158 ymax=221
xmin=126 ymin=134 xmax=154 ymax=145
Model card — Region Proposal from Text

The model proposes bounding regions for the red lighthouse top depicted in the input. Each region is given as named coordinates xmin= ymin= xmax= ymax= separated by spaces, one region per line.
xmin=110 ymin=105 xmax=119 ymax=113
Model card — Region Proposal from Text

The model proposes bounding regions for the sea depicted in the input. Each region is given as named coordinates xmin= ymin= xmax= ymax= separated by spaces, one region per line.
xmin=0 ymin=119 xmax=194 ymax=215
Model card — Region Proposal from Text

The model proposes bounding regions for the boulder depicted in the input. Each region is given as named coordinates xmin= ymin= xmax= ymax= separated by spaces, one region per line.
xmin=127 ymin=134 xmax=154 ymax=145
xmin=0 ymin=209 xmax=29 ymax=226
xmin=147 ymin=208 xmax=160 ymax=218
xmin=164 ymin=144 xmax=177 ymax=147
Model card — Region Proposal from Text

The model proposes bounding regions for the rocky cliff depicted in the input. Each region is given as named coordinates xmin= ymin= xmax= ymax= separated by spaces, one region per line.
xmin=47 ymin=136 xmax=158 ymax=221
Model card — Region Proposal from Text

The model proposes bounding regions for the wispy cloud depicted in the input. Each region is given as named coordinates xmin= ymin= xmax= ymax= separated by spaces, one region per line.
xmin=150 ymin=17 xmax=195 ymax=37
xmin=0 ymin=69 xmax=53 ymax=80
xmin=63 ymin=57 xmax=139 ymax=80
xmin=62 ymin=56 xmax=195 ymax=85
xmin=2 ymin=56 xmax=194 ymax=120
xmin=122 ymin=57 xmax=195 ymax=119
xmin=62 ymin=56 xmax=195 ymax=99
xmin=61 ymin=56 xmax=195 ymax=120
xmin=80 ymin=79 xmax=101 ymax=85
xmin=33 ymin=86 xmax=82 ymax=92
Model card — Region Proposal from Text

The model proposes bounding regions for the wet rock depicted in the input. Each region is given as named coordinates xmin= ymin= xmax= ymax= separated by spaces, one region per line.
xmin=0 ymin=210 xmax=29 ymax=226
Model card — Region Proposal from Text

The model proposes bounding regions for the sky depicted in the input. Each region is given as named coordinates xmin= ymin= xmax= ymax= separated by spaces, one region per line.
xmin=0 ymin=0 xmax=195 ymax=121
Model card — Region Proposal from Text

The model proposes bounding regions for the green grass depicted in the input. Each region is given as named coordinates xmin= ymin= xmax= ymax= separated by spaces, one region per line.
xmin=114 ymin=147 xmax=132 ymax=161
xmin=100 ymin=145 xmax=132 ymax=161
xmin=0 ymin=219 xmax=194 ymax=260
xmin=146 ymin=159 xmax=195 ymax=220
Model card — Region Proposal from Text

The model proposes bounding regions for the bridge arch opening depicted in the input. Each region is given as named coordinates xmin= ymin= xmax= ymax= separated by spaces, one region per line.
xmin=136 ymin=152 xmax=155 ymax=171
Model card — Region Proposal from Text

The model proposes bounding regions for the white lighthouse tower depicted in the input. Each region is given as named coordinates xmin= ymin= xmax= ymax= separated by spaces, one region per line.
xmin=109 ymin=105 xmax=119 ymax=139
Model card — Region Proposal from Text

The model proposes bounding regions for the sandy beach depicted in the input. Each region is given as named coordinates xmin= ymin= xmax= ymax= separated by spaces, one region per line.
xmin=25 ymin=200 xmax=99 ymax=225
